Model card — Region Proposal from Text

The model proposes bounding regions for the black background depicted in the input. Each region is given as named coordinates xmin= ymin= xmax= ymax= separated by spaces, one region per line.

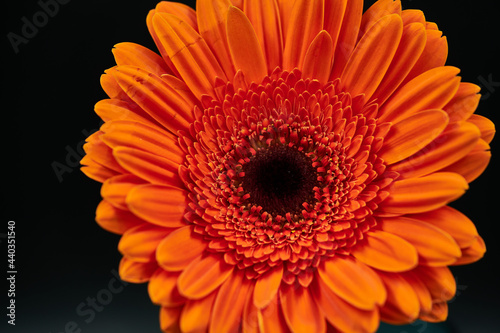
xmin=2 ymin=0 xmax=499 ymax=332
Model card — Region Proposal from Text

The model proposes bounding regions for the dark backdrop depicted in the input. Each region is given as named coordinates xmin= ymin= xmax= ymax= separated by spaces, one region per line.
xmin=2 ymin=1 xmax=499 ymax=332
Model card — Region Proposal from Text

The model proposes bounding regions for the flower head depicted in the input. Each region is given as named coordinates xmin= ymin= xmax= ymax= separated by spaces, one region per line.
xmin=82 ymin=0 xmax=495 ymax=332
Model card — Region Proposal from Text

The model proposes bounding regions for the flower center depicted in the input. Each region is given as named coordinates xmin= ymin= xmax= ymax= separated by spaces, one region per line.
xmin=242 ymin=145 xmax=318 ymax=217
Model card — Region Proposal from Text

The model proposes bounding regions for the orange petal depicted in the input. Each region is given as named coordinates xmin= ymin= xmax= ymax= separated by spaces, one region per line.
xmin=380 ymin=216 xmax=461 ymax=266
xmin=148 ymin=269 xmax=186 ymax=307
xmin=323 ymin=0 xmax=347 ymax=61
xmin=83 ymin=131 xmax=128 ymax=174
xmin=156 ymin=226 xmax=208 ymax=271
xmin=401 ymin=9 xmax=426 ymax=25
xmin=379 ymin=110 xmax=449 ymax=165
xmin=330 ymin=0 xmax=363 ymax=79
xmin=419 ymin=302 xmax=448 ymax=323
xmin=378 ymin=272 xmax=420 ymax=325
xmin=152 ymin=12 xmax=227 ymax=98
xmin=408 ymin=206 xmax=479 ymax=249
xmin=302 ymin=30 xmax=334 ymax=84
xmin=351 ymin=230 xmax=418 ymax=272
xmin=244 ymin=0 xmax=283 ymax=72
xmin=318 ymin=256 xmax=386 ymax=310
xmin=467 ymin=114 xmax=496 ymax=144
xmin=177 ymin=255 xmax=234 ymax=299
xmin=401 ymin=271 xmax=433 ymax=313
xmin=404 ymin=29 xmax=448 ymax=83
xmin=358 ymin=0 xmax=401 ymax=40
xmin=280 ymin=284 xmax=326 ymax=333
xmin=94 ymin=99 xmax=156 ymax=126
xmin=379 ymin=172 xmax=469 ymax=215
xmin=118 ymin=223 xmax=171 ymax=262
xmin=259 ymin=293 xmax=288 ymax=333
xmin=210 ymin=270 xmax=252 ymax=333
xmin=282 ymin=0 xmax=324 ymax=71
xmin=80 ymin=156 xmax=118 ymax=183
xmin=443 ymin=82 xmax=481 ymax=122
xmin=126 ymin=184 xmax=188 ymax=228
xmin=389 ymin=121 xmax=480 ymax=179
xmin=341 ymin=14 xmax=403 ymax=101
xmin=196 ymin=0 xmax=235 ymax=79
xmin=95 ymin=200 xmax=143 ymax=235
xmin=413 ymin=266 xmax=456 ymax=302
xmin=113 ymin=147 xmax=183 ymax=188
xmin=101 ymin=174 xmax=145 ymax=210
xmin=119 ymin=257 xmax=157 ymax=283
xmin=379 ymin=66 xmax=461 ymax=123
xmin=226 ymin=6 xmax=267 ymax=85
xmin=159 ymin=306 xmax=182 ymax=333
xmin=112 ymin=42 xmax=170 ymax=76
xmin=100 ymin=67 xmax=133 ymax=101
xmin=440 ymin=139 xmax=491 ymax=183
xmin=371 ymin=22 xmax=426 ymax=106
xmin=101 ymin=120 xmax=183 ymax=163
xmin=155 ymin=1 xmax=198 ymax=31
xmin=180 ymin=292 xmax=216 ymax=333
xmin=312 ymin=276 xmax=380 ymax=333
xmin=111 ymin=66 xmax=194 ymax=134
xmin=452 ymin=235 xmax=486 ymax=265
xmin=253 ymin=264 xmax=283 ymax=309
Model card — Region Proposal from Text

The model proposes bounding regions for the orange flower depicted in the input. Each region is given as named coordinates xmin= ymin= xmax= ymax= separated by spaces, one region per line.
xmin=81 ymin=0 xmax=495 ymax=332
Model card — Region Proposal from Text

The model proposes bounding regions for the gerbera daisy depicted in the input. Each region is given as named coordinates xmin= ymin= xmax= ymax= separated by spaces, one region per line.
xmin=81 ymin=0 xmax=495 ymax=332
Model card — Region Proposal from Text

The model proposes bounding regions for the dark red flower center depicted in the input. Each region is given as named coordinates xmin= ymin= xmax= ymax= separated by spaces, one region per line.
xmin=241 ymin=144 xmax=319 ymax=219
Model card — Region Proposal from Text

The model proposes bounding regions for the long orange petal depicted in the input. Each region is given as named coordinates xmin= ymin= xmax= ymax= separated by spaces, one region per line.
xmin=112 ymin=42 xmax=170 ymax=76
xmin=467 ymin=114 xmax=496 ymax=144
xmin=443 ymin=82 xmax=481 ymax=122
xmin=210 ymin=270 xmax=252 ymax=333
xmin=152 ymin=12 xmax=227 ymax=99
xmin=155 ymin=1 xmax=198 ymax=31
xmin=177 ymin=255 xmax=234 ymax=299
xmin=351 ymin=230 xmax=418 ymax=272
xmin=95 ymin=200 xmax=143 ymax=235
xmin=379 ymin=172 xmax=468 ymax=215
xmin=280 ymin=284 xmax=326 ymax=333
xmin=80 ymin=156 xmax=118 ymax=183
xmin=244 ymin=0 xmax=283 ymax=72
xmin=379 ymin=66 xmax=461 ymax=123
xmin=196 ymin=0 xmax=235 ymax=79
xmin=330 ymin=0 xmax=363 ymax=79
xmin=318 ymin=256 xmax=386 ymax=310
xmin=118 ymin=223 xmax=171 ymax=263
xmin=119 ymin=257 xmax=157 ymax=283
xmin=94 ymin=99 xmax=157 ymax=126
xmin=419 ymin=302 xmax=448 ymax=323
xmin=380 ymin=216 xmax=461 ymax=266
xmin=440 ymin=139 xmax=491 ymax=183
xmin=413 ymin=266 xmax=456 ymax=303
xmin=312 ymin=276 xmax=380 ymax=333
xmin=323 ymin=0 xmax=347 ymax=61
xmin=302 ymin=30 xmax=334 ymax=84
xmin=378 ymin=272 xmax=420 ymax=324
xmin=379 ymin=110 xmax=449 ymax=165
xmin=401 ymin=271 xmax=432 ymax=313
xmin=452 ymin=235 xmax=486 ymax=265
xmin=259 ymin=293 xmax=288 ymax=333
xmin=358 ymin=0 xmax=401 ymax=38
xmin=101 ymin=120 xmax=183 ymax=163
xmin=159 ymin=306 xmax=182 ymax=333
xmin=113 ymin=147 xmax=183 ymax=188
xmin=371 ymin=22 xmax=426 ymax=106
xmin=389 ymin=121 xmax=480 ymax=179
xmin=180 ymin=292 xmax=216 ymax=333
xmin=341 ymin=14 xmax=403 ymax=101
xmin=404 ymin=29 xmax=448 ymax=83
xmin=226 ymin=6 xmax=267 ymax=85
xmin=253 ymin=264 xmax=283 ymax=309
xmin=282 ymin=0 xmax=324 ymax=71
xmin=148 ymin=269 xmax=186 ymax=307
xmin=111 ymin=66 xmax=194 ymax=134
xmin=101 ymin=174 xmax=145 ymax=210
xmin=408 ymin=206 xmax=479 ymax=249
xmin=156 ymin=226 xmax=208 ymax=271
xmin=126 ymin=184 xmax=188 ymax=228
